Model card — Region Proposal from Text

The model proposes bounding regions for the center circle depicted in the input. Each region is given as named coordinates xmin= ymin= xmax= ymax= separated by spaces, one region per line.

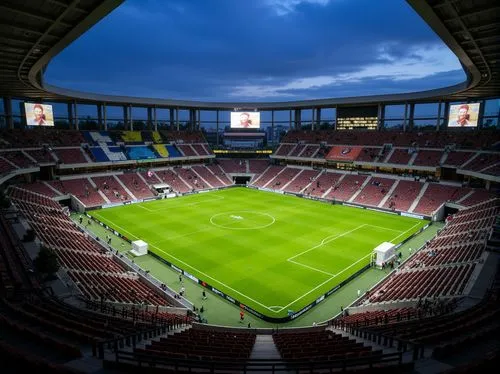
xmin=210 ymin=211 xmax=276 ymax=230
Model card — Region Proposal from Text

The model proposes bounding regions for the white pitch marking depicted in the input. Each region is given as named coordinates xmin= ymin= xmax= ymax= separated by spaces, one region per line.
xmin=287 ymin=224 xmax=367 ymax=262
xmin=287 ymin=259 xmax=335 ymax=276
xmin=388 ymin=222 xmax=422 ymax=243
xmin=149 ymin=243 xmax=278 ymax=313
xmin=276 ymin=252 xmax=374 ymax=313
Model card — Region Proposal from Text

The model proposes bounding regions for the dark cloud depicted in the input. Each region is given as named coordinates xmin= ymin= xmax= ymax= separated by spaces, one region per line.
xmin=46 ymin=0 xmax=464 ymax=102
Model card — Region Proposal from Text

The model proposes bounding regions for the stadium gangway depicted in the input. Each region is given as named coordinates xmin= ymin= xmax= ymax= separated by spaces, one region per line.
xmin=96 ymin=320 xmax=189 ymax=359
xmin=343 ymin=325 xmax=425 ymax=361
xmin=106 ymin=350 xmax=407 ymax=373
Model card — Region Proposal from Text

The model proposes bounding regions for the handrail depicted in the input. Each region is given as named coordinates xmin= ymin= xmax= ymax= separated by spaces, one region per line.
xmin=107 ymin=349 xmax=405 ymax=373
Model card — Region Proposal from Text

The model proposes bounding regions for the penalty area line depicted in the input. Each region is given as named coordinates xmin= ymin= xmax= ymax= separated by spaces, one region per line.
xmin=149 ymin=243 xmax=280 ymax=313
xmin=276 ymin=252 xmax=373 ymax=313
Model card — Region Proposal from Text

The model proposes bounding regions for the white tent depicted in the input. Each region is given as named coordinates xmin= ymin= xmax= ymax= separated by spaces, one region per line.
xmin=374 ymin=242 xmax=396 ymax=268
xmin=131 ymin=240 xmax=148 ymax=256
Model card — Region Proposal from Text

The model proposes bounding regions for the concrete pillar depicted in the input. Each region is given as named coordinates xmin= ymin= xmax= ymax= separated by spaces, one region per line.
xmin=3 ymin=97 xmax=13 ymax=129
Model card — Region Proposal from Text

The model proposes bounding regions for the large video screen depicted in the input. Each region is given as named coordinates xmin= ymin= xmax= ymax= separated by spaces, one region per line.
xmin=447 ymin=103 xmax=480 ymax=128
xmin=24 ymin=103 xmax=55 ymax=127
xmin=230 ymin=112 xmax=260 ymax=129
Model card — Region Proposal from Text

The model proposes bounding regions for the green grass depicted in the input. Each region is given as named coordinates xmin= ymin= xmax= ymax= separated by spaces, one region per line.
xmin=88 ymin=187 xmax=427 ymax=319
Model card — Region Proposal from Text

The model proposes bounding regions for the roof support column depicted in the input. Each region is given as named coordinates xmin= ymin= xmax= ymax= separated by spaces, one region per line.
xmin=294 ymin=109 xmax=301 ymax=130
xmin=408 ymin=103 xmax=415 ymax=131
xmin=74 ymin=101 xmax=79 ymax=130
xmin=271 ymin=110 xmax=275 ymax=144
xmin=442 ymin=102 xmax=450 ymax=131
xmin=216 ymin=109 xmax=219 ymax=147
xmin=3 ymin=97 xmax=13 ymax=129
xmin=315 ymin=108 xmax=321 ymax=130
xmin=129 ymin=105 xmax=133 ymax=131
xmin=153 ymin=107 xmax=157 ymax=131
xmin=377 ymin=104 xmax=384 ymax=130
xmin=169 ymin=108 xmax=174 ymax=130
xmin=103 ymin=103 xmax=107 ymax=130
xmin=403 ymin=103 xmax=408 ymax=132
xmin=147 ymin=107 xmax=153 ymax=130
xmin=176 ymin=108 xmax=179 ymax=131
xmin=289 ymin=110 xmax=292 ymax=130
xmin=436 ymin=101 xmax=442 ymax=131
xmin=478 ymin=99 xmax=486 ymax=128
xmin=68 ymin=102 xmax=74 ymax=129
xmin=97 ymin=103 xmax=103 ymax=130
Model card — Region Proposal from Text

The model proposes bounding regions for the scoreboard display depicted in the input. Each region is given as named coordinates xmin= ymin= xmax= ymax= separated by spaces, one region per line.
xmin=337 ymin=106 xmax=378 ymax=130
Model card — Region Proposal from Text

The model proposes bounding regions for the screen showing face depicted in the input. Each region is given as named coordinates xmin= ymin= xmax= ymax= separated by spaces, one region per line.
xmin=24 ymin=103 xmax=55 ymax=127
xmin=230 ymin=112 xmax=260 ymax=129
xmin=447 ymin=103 xmax=480 ymax=128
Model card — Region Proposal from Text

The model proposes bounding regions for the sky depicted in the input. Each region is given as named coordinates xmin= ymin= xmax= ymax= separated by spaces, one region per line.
xmin=45 ymin=0 xmax=466 ymax=103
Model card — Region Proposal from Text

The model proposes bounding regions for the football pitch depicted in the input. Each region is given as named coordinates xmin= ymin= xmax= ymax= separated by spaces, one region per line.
xmin=89 ymin=187 xmax=427 ymax=319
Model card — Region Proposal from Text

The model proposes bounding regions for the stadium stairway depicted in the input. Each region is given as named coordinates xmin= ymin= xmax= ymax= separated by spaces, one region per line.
xmin=113 ymin=175 xmax=137 ymax=201
xmin=249 ymin=335 xmax=282 ymax=360
xmin=378 ymin=179 xmax=400 ymax=208
xmin=348 ymin=176 xmax=372 ymax=202
xmin=408 ymin=182 xmax=429 ymax=212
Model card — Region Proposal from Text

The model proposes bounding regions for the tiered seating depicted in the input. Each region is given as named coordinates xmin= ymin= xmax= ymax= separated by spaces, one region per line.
xmin=412 ymin=150 xmax=443 ymax=167
xmin=21 ymin=181 xmax=60 ymax=198
xmin=353 ymin=177 xmax=394 ymax=206
xmin=443 ymin=151 xmax=476 ymax=167
xmin=282 ymin=169 xmax=321 ymax=193
xmin=460 ymin=190 xmax=497 ymax=207
xmin=176 ymin=167 xmax=207 ymax=190
xmin=0 ymin=157 xmax=17 ymax=174
xmin=251 ymin=165 xmax=285 ymax=187
xmin=192 ymin=165 xmax=223 ymax=188
xmin=383 ymin=180 xmax=422 ymax=211
xmin=305 ymin=171 xmax=344 ymax=197
xmin=155 ymin=169 xmax=191 ymax=193
xmin=289 ymin=144 xmax=306 ymax=157
xmin=8 ymin=187 xmax=174 ymax=308
xmin=165 ymin=145 xmax=182 ymax=157
xmin=481 ymin=163 xmax=500 ymax=176
xmin=368 ymin=264 xmax=474 ymax=302
xmin=334 ymin=307 xmax=419 ymax=329
xmin=218 ymin=159 xmax=247 ymax=173
xmin=326 ymin=146 xmax=363 ymax=162
xmin=139 ymin=170 xmax=162 ymax=185
xmin=248 ymin=159 xmax=269 ymax=174
xmin=177 ymin=144 xmax=197 ymax=157
xmin=126 ymin=146 xmax=157 ymax=160
xmin=386 ymin=149 xmax=413 ymax=165
xmin=162 ymin=131 xmax=206 ymax=144
xmin=153 ymin=144 xmax=169 ymax=157
xmin=281 ymin=130 xmax=499 ymax=149
xmin=192 ymin=143 xmax=211 ymax=156
xmin=69 ymin=271 xmax=166 ymax=305
xmin=356 ymin=147 xmax=381 ymax=162
xmin=92 ymin=176 xmax=132 ymax=203
xmin=413 ymin=184 xmax=470 ymax=215
xmin=205 ymin=164 xmax=232 ymax=185
xmin=151 ymin=131 xmax=163 ymax=143
xmin=54 ymin=148 xmax=88 ymax=164
xmin=116 ymin=173 xmax=155 ymax=200
xmin=1 ymin=151 xmax=34 ymax=168
xmin=462 ymin=152 xmax=500 ymax=172
xmin=25 ymin=149 xmax=55 ymax=163
xmin=0 ymin=129 xmax=85 ymax=148
xmin=274 ymin=143 xmax=295 ymax=156
xmin=273 ymin=330 xmax=379 ymax=361
xmin=47 ymin=178 xmax=105 ymax=207
xmin=136 ymin=327 xmax=256 ymax=362
xmin=300 ymin=144 xmax=320 ymax=158
xmin=266 ymin=167 xmax=302 ymax=190
xmin=120 ymin=131 xmax=143 ymax=144
xmin=358 ymin=296 xmax=499 ymax=351
xmin=326 ymin=174 xmax=368 ymax=201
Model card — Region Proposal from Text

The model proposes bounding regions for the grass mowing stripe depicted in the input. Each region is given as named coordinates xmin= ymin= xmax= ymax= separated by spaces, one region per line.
xmin=89 ymin=187 xmax=427 ymax=318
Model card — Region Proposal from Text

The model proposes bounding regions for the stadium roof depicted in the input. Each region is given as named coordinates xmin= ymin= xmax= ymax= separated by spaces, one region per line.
xmin=0 ymin=0 xmax=498 ymax=110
